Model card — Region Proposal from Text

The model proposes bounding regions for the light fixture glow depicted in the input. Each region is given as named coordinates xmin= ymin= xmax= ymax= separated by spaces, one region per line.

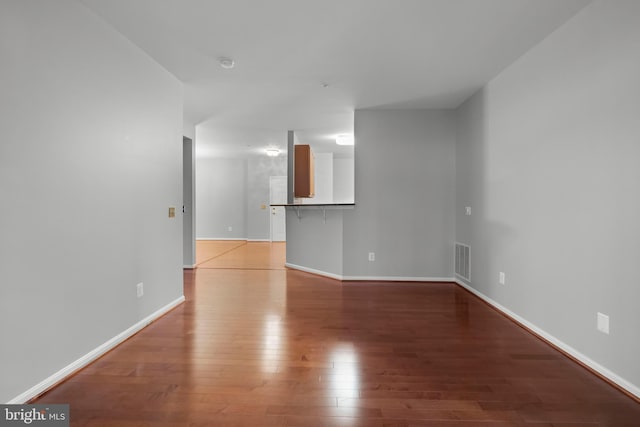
xmin=336 ymin=134 xmax=354 ymax=146
xmin=266 ymin=148 xmax=280 ymax=157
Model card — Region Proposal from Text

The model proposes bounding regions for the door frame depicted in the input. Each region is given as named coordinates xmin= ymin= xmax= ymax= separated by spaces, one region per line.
xmin=269 ymin=175 xmax=287 ymax=242
xmin=183 ymin=136 xmax=196 ymax=268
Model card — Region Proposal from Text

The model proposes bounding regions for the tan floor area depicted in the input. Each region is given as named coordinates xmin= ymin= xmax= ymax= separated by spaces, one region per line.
xmin=196 ymin=240 xmax=286 ymax=270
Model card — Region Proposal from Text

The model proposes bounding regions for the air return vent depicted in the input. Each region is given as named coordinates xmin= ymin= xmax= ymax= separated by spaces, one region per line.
xmin=455 ymin=242 xmax=470 ymax=281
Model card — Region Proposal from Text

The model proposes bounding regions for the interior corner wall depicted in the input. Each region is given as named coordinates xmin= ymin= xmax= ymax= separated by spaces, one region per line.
xmin=286 ymin=209 xmax=344 ymax=277
xmin=195 ymin=157 xmax=247 ymax=239
xmin=343 ymin=109 xmax=456 ymax=279
xmin=0 ymin=0 xmax=183 ymax=403
xmin=455 ymin=0 xmax=640 ymax=393
xmin=183 ymin=118 xmax=196 ymax=142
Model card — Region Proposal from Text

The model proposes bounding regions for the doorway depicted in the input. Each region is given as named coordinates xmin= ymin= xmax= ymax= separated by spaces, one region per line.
xmin=183 ymin=137 xmax=195 ymax=268
xmin=269 ymin=176 xmax=287 ymax=242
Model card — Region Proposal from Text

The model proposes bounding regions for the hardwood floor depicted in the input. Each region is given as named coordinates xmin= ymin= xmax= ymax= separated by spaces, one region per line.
xmin=33 ymin=242 xmax=640 ymax=426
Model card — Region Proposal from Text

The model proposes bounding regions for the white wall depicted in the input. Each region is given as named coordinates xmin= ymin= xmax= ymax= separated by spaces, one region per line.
xmin=342 ymin=110 xmax=456 ymax=279
xmin=196 ymin=155 xmax=287 ymax=240
xmin=286 ymin=209 xmax=344 ymax=277
xmin=456 ymin=0 xmax=640 ymax=395
xmin=196 ymin=158 xmax=247 ymax=239
xmin=315 ymin=153 xmax=334 ymax=204
xmin=183 ymin=120 xmax=196 ymax=141
xmin=333 ymin=157 xmax=355 ymax=204
xmin=0 ymin=0 xmax=183 ymax=403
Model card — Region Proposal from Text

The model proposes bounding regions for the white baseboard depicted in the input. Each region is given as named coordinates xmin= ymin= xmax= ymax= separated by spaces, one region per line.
xmin=8 ymin=296 xmax=186 ymax=404
xmin=183 ymin=264 xmax=195 ymax=269
xmin=343 ymin=275 xmax=455 ymax=282
xmin=285 ymin=263 xmax=455 ymax=284
xmin=196 ymin=238 xmax=246 ymax=241
xmin=285 ymin=263 xmax=343 ymax=280
xmin=454 ymin=279 xmax=640 ymax=400
xmin=197 ymin=238 xmax=272 ymax=243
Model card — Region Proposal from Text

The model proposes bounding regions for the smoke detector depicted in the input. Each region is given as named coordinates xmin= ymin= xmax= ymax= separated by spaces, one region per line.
xmin=218 ymin=57 xmax=235 ymax=69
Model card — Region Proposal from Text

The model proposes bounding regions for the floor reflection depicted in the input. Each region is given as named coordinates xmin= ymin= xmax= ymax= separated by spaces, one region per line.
xmin=330 ymin=344 xmax=360 ymax=417
xmin=31 ymin=244 xmax=640 ymax=425
xmin=262 ymin=313 xmax=283 ymax=373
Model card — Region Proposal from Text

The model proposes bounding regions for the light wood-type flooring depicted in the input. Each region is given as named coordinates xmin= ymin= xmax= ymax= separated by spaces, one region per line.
xmin=33 ymin=241 xmax=640 ymax=426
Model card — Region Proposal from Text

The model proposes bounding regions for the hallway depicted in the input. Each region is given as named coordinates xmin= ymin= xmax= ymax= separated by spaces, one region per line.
xmin=32 ymin=242 xmax=640 ymax=425
xmin=195 ymin=240 xmax=286 ymax=271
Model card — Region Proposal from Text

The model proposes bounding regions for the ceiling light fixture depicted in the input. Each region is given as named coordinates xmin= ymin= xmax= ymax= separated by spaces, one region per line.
xmin=336 ymin=134 xmax=354 ymax=146
xmin=218 ymin=57 xmax=235 ymax=69
xmin=266 ymin=148 xmax=280 ymax=157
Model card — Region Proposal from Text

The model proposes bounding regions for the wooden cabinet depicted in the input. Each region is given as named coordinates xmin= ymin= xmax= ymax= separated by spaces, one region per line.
xmin=294 ymin=144 xmax=315 ymax=198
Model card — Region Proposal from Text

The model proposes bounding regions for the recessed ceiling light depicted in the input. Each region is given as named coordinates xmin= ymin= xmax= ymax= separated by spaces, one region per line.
xmin=218 ymin=57 xmax=235 ymax=69
xmin=266 ymin=148 xmax=280 ymax=157
xmin=336 ymin=134 xmax=354 ymax=146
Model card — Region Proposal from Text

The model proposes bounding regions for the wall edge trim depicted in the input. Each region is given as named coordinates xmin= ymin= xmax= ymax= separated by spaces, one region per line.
xmin=285 ymin=263 xmax=343 ymax=280
xmin=8 ymin=296 xmax=186 ymax=404
xmin=454 ymin=279 xmax=640 ymax=401
xmin=343 ymin=275 xmax=455 ymax=282
xmin=196 ymin=238 xmax=247 ymax=241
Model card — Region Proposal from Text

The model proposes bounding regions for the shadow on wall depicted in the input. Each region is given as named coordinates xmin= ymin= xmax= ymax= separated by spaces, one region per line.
xmin=456 ymin=88 xmax=518 ymax=295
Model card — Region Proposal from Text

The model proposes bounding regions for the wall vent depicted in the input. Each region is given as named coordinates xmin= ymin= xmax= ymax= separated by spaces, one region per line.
xmin=455 ymin=242 xmax=470 ymax=281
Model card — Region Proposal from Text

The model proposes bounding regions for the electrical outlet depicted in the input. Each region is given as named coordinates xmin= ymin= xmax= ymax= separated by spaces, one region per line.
xmin=465 ymin=206 xmax=472 ymax=216
xmin=499 ymin=272 xmax=505 ymax=285
xmin=368 ymin=252 xmax=375 ymax=262
xmin=597 ymin=312 xmax=610 ymax=334
xmin=136 ymin=282 xmax=144 ymax=298
xmin=227 ymin=226 xmax=233 ymax=232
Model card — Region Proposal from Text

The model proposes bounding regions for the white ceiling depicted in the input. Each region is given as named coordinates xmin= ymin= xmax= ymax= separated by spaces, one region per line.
xmin=79 ymin=0 xmax=590 ymax=157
